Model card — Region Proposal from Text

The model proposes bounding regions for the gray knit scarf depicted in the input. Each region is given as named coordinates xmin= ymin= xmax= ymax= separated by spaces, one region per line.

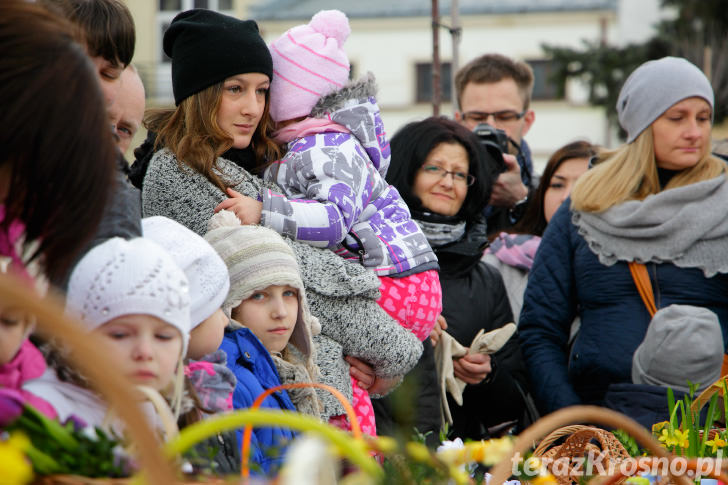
xmin=572 ymin=175 xmax=728 ymax=277
xmin=414 ymin=218 xmax=467 ymax=248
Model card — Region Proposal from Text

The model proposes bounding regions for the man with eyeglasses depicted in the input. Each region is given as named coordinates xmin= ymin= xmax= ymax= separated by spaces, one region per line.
xmin=454 ymin=53 xmax=536 ymax=233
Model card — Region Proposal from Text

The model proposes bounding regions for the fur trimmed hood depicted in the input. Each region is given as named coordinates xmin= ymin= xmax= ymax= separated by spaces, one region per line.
xmin=308 ymin=72 xmax=390 ymax=176
xmin=310 ymin=72 xmax=378 ymax=117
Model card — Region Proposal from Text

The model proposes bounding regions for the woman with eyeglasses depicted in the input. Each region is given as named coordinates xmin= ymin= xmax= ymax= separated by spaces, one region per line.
xmin=380 ymin=116 xmax=529 ymax=442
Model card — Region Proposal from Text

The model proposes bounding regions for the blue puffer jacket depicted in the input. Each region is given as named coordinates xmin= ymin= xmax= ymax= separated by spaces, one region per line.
xmin=220 ymin=328 xmax=297 ymax=476
xmin=518 ymin=202 xmax=728 ymax=414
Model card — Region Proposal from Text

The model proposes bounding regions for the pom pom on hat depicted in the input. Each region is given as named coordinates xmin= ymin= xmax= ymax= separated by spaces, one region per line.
xmin=309 ymin=9 xmax=351 ymax=47
xmin=268 ymin=9 xmax=351 ymax=122
xmin=142 ymin=216 xmax=230 ymax=328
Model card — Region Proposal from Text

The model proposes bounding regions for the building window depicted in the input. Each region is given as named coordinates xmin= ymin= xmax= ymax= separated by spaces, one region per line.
xmin=416 ymin=62 xmax=452 ymax=103
xmin=160 ymin=22 xmax=172 ymax=62
xmin=528 ymin=59 xmax=563 ymax=101
xmin=159 ymin=0 xmax=182 ymax=10
xmin=158 ymin=0 xmax=234 ymax=63
xmin=154 ymin=0 xmax=235 ymax=101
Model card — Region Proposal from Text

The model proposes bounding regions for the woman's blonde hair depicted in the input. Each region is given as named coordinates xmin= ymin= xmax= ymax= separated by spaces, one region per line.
xmin=145 ymin=82 xmax=281 ymax=192
xmin=571 ymin=127 xmax=726 ymax=213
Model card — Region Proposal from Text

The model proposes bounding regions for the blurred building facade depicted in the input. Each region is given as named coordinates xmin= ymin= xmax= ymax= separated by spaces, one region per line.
xmin=125 ymin=0 xmax=664 ymax=169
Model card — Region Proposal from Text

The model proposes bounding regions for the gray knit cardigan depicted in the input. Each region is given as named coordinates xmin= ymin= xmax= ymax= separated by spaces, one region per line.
xmin=142 ymin=148 xmax=423 ymax=418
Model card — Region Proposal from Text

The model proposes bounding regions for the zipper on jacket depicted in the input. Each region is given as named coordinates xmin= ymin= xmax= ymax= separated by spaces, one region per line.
xmin=342 ymin=232 xmax=367 ymax=264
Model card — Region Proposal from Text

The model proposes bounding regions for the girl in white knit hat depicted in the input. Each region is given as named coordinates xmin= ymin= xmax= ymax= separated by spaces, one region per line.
xmin=24 ymin=237 xmax=192 ymax=436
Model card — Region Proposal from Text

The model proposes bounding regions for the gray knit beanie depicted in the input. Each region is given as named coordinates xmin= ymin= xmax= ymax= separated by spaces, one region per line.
xmin=203 ymin=210 xmax=319 ymax=357
xmin=617 ymin=56 xmax=714 ymax=143
xmin=632 ymin=304 xmax=723 ymax=393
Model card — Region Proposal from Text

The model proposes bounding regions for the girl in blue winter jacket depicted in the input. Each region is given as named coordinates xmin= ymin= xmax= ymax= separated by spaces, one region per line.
xmin=204 ymin=210 xmax=321 ymax=476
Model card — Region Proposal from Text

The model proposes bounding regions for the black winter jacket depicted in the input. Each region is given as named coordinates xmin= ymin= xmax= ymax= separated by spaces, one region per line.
xmin=436 ymin=218 xmax=529 ymax=440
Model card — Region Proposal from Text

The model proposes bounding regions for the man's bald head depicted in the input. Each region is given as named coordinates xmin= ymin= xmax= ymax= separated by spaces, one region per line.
xmin=114 ymin=65 xmax=145 ymax=154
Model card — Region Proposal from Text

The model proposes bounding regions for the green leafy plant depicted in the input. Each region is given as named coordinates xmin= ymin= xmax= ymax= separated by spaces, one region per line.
xmin=5 ymin=403 xmax=131 ymax=477
xmin=612 ymin=428 xmax=643 ymax=457
xmin=653 ymin=381 xmax=727 ymax=458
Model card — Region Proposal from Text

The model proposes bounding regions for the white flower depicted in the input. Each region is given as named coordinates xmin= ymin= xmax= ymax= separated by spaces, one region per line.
xmin=437 ymin=437 xmax=465 ymax=454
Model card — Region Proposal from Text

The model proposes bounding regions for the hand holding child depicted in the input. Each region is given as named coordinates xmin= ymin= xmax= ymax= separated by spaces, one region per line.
xmin=214 ymin=188 xmax=262 ymax=225
xmin=429 ymin=314 xmax=447 ymax=346
xmin=346 ymin=355 xmax=400 ymax=396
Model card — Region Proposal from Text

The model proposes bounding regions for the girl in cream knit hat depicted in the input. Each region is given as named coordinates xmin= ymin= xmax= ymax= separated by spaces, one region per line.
xmin=205 ymin=210 xmax=321 ymax=475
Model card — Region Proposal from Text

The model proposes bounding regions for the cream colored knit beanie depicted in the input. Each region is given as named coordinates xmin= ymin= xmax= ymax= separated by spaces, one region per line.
xmin=204 ymin=210 xmax=319 ymax=357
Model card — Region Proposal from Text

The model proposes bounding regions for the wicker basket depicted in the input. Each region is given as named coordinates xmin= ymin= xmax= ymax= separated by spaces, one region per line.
xmin=532 ymin=424 xmax=631 ymax=485
xmin=487 ymin=405 xmax=726 ymax=485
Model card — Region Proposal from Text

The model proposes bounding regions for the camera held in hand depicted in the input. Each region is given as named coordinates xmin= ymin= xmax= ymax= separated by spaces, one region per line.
xmin=473 ymin=123 xmax=509 ymax=175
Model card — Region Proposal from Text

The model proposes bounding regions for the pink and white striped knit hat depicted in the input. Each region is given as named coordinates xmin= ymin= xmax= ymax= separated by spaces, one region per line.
xmin=268 ymin=9 xmax=351 ymax=123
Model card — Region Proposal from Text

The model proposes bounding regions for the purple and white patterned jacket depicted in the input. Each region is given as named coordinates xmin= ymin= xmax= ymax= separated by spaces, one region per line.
xmin=261 ymin=75 xmax=438 ymax=277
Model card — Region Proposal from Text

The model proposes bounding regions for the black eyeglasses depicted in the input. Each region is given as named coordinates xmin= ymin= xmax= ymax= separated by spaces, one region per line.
xmin=462 ymin=109 xmax=527 ymax=124
xmin=420 ymin=165 xmax=476 ymax=186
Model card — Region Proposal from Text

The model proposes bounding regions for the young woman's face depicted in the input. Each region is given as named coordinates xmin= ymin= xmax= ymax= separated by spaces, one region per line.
xmin=187 ymin=308 xmax=228 ymax=360
xmin=543 ymin=157 xmax=590 ymax=223
xmin=652 ymin=97 xmax=712 ymax=171
xmin=94 ymin=314 xmax=182 ymax=392
xmin=232 ymin=285 xmax=298 ymax=353
xmin=412 ymin=142 xmax=470 ymax=217
xmin=216 ymin=73 xmax=270 ymax=149
xmin=0 ymin=308 xmax=29 ymax=365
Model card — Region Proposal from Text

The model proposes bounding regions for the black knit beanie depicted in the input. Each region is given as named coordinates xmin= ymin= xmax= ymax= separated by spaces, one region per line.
xmin=164 ymin=9 xmax=273 ymax=106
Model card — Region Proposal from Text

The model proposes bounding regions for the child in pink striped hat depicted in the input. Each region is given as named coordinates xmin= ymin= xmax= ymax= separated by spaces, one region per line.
xmin=218 ymin=9 xmax=443 ymax=438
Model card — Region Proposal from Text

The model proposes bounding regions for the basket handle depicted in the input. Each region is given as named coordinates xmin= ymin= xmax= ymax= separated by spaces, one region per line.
xmin=241 ymin=381 xmax=362 ymax=479
xmin=691 ymin=376 xmax=728 ymax=413
xmin=134 ymin=385 xmax=180 ymax=441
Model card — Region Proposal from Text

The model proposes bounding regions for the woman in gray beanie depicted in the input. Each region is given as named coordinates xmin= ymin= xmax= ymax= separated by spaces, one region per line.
xmin=519 ymin=57 xmax=728 ymax=418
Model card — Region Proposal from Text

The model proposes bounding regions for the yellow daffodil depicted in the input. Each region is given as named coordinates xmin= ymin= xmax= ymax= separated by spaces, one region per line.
xmin=448 ymin=465 xmax=470 ymax=485
xmin=673 ymin=429 xmax=690 ymax=449
xmin=466 ymin=436 xmax=514 ymax=466
xmin=0 ymin=433 xmax=34 ymax=484
xmin=658 ymin=428 xmax=678 ymax=448
xmin=705 ymin=436 xmax=727 ymax=454
xmin=532 ymin=473 xmax=558 ymax=485
xmin=371 ymin=436 xmax=397 ymax=454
